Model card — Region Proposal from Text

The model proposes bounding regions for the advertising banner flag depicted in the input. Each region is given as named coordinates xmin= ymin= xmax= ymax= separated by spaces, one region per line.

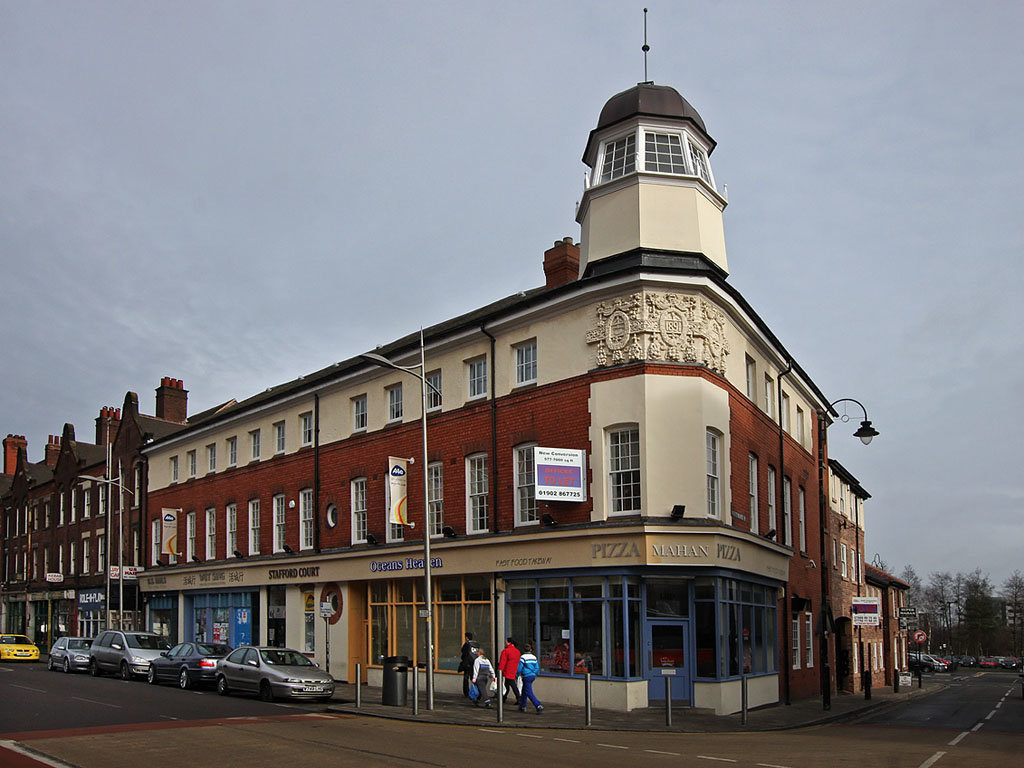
xmin=388 ymin=457 xmax=410 ymax=526
xmin=161 ymin=508 xmax=180 ymax=556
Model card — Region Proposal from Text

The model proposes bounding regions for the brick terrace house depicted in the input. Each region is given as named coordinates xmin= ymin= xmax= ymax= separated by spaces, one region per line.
xmin=133 ymin=81 xmax=863 ymax=715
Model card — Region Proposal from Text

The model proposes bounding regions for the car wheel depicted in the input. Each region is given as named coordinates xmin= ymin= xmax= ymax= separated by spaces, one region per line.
xmin=120 ymin=661 xmax=132 ymax=681
xmin=258 ymin=680 xmax=275 ymax=702
xmin=923 ymin=664 xmax=933 ymax=673
xmin=179 ymin=668 xmax=191 ymax=690
xmin=216 ymin=675 xmax=230 ymax=696
xmin=47 ymin=656 xmax=54 ymax=671
xmin=63 ymin=658 xmax=71 ymax=674
xmin=90 ymin=659 xmax=102 ymax=677
xmin=147 ymin=666 xmax=158 ymax=685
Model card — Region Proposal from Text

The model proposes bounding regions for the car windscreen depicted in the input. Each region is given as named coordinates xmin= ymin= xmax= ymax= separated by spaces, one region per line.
xmin=67 ymin=639 xmax=91 ymax=650
xmin=260 ymin=650 xmax=314 ymax=666
xmin=196 ymin=644 xmax=232 ymax=656
xmin=1 ymin=635 xmax=31 ymax=644
xmin=126 ymin=634 xmax=171 ymax=650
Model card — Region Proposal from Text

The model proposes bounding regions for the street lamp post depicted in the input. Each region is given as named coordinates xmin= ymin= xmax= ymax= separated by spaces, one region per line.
xmin=361 ymin=329 xmax=440 ymax=711
xmin=79 ymin=473 xmax=133 ymax=630
xmin=817 ymin=398 xmax=879 ymax=710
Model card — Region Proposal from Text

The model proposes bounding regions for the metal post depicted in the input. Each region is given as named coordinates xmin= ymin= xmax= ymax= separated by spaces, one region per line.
xmin=585 ymin=673 xmax=592 ymax=726
xmin=412 ymin=666 xmax=419 ymax=715
xmin=324 ymin=616 xmax=330 ymax=682
xmin=355 ymin=663 xmax=362 ymax=708
xmin=664 ymin=676 xmax=672 ymax=727
xmin=419 ymin=330 xmax=434 ymax=711
xmin=741 ymin=674 xmax=748 ymax=725
xmin=864 ymin=668 xmax=872 ymax=700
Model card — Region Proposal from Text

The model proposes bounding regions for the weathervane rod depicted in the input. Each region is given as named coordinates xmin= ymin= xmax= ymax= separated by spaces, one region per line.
xmin=642 ymin=7 xmax=650 ymax=83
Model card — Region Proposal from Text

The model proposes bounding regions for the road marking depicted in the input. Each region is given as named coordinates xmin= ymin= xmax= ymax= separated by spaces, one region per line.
xmin=0 ymin=741 xmax=77 ymax=768
xmin=947 ymin=732 xmax=969 ymax=746
xmin=645 ymin=749 xmax=681 ymax=756
xmin=70 ymin=696 xmax=121 ymax=708
xmin=698 ymin=758 xmax=738 ymax=763
xmin=757 ymin=764 xmax=793 ymax=768
xmin=917 ymin=752 xmax=946 ymax=768
xmin=517 ymin=734 xmax=543 ymax=739
xmin=159 ymin=715 xmax=179 ymax=721
xmin=9 ymin=684 xmax=46 ymax=693
xmin=995 ymin=701 xmax=1002 ymax=708
xmin=985 ymin=710 xmax=997 ymax=720
xmin=597 ymin=743 xmax=630 ymax=750
xmin=554 ymin=738 xmax=580 ymax=743
xmin=971 ymin=722 xmax=984 ymax=732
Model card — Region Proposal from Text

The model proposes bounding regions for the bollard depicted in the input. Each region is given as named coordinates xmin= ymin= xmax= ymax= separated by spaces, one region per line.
xmin=585 ymin=673 xmax=592 ymax=726
xmin=917 ymin=669 xmax=922 ymax=689
xmin=413 ymin=667 xmax=419 ymax=715
xmin=356 ymin=663 xmax=362 ymax=708
xmin=741 ymin=674 xmax=748 ymax=725
xmin=894 ymin=670 xmax=900 ymax=694
xmin=496 ymin=675 xmax=503 ymax=724
xmin=864 ymin=669 xmax=872 ymax=700
xmin=664 ymin=676 xmax=672 ymax=727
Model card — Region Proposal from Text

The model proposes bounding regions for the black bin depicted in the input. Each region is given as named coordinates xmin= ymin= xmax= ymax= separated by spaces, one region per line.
xmin=382 ymin=655 xmax=410 ymax=706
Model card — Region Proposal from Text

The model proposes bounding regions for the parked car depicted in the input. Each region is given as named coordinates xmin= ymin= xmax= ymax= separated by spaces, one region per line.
xmin=909 ymin=652 xmax=948 ymax=673
xmin=89 ymin=630 xmax=171 ymax=680
xmin=216 ymin=646 xmax=334 ymax=702
xmin=1000 ymin=656 xmax=1020 ymax=670
xmin=978 ymin=656 xmax=999 ymax=668
xmin=0 ymin=634 xmax=40 ymax=662
xmin=48 ymin=636 xmax=93 ymax=672
xmin=147 ymin=642 xmax=233 ymax=689
xmin=959 ymin=655 xmax=977 ymax=667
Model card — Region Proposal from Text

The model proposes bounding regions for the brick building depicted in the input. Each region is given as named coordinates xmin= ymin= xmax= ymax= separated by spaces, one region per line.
xmin=130 ymin=81 xmax=859 ymax=714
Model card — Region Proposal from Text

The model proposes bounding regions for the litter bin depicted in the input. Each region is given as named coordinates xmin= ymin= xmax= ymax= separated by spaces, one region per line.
xmin=382 ymin=655 xmax=409 ymax=706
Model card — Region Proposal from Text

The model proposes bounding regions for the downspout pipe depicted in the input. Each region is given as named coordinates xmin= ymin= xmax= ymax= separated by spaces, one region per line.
xmin=314 ymin=394 xmax=321 ymax=553
xmin=481 ymin=325 xmax=499 ymax=534
xmin=777 ymin=359 xmax=793 ymax=706
xmin=817 ymin=411 xmax=832 ymax=710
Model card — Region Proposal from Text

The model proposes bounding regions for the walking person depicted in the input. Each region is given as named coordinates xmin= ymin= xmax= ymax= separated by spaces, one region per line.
xmin=517 ymin=642 xmax=543 ymax=713
xmin=471 ymin=647 xmax=496 ymax=708
xmin=498 ymin=637 xmax=522 ymax=706
xmin=459 ymin=632 xmax=480 ymax=698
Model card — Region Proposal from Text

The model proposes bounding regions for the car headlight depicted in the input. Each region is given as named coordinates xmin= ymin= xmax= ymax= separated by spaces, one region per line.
xmin=73 ymin=654 xmax=89 ymax=662
xmin=131 ymin=656 xmax=148 ymax=665
xmin=284 ymin=677 xmax=301 ymax=683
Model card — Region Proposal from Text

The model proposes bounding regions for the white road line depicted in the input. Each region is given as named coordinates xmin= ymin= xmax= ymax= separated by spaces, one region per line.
xmin=0 ymin=741 xmax=77 ymax=768
xmin=597 ymin=743 xmax=630 ymax=750
xmin=517 ymin=734 xmax=543 ymax=739
xmin=985 ymin=710 xmax=997 ymax=720
xmin=159 ymin=715 xmax=179 ymax=720
xmin=698 ymin=757 xmax=738 ymax=763
xmin=917 ymin=752 xmax=946 ymax=768
xmin=757 ymin=764 xmax=793 ymax=768
xmin=996 ymin=701 xmax=1003 ymax=708
xmin=554 ymin=738 xmax=580 ymax=743
xmin=971 ymin=722 xmax=984 ymax=732
xmin=646 ymin=749 xmax=681 ymax=756
xmin=9 ymin=684 xmax=46 ymax=693
xmin=71 ymin=696 xmax=121 ymax=708
xmin=947 ymin=732 xmax=969 ymax=746
xmin=477 ymin=728 xmax=503 ymax=733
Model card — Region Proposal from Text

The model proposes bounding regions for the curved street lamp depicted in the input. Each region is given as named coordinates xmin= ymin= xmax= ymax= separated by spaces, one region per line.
xmin=830 ymin=398 xmax=879 ymax=445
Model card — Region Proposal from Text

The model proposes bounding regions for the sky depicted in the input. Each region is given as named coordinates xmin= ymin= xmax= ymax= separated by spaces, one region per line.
xmin=3 ymin=2 xmax=1022 ymax=588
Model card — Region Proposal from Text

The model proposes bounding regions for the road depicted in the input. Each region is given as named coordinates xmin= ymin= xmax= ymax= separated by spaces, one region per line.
xmin=2 ymin=662 xmax=1022 ymax=768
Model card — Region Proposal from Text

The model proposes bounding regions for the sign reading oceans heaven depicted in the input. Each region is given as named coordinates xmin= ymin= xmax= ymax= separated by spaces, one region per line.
xmin=388 ymin=456 xmax=410 ymax=526
xmin=534 ymin=448 xmax=587 ymax=502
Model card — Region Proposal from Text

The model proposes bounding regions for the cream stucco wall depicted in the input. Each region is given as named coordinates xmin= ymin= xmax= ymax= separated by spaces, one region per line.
xmin=694 ymin=674 xmax=778 ymax=715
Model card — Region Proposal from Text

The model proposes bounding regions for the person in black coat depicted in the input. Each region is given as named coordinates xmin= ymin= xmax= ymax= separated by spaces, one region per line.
xmin=458 ymin=632 xmax=480 ymax=698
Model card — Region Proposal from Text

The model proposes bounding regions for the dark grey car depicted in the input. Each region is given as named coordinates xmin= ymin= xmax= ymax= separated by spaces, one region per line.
xmin=48 ymin=636 xmax=93 ymax=673
xmin=216 ymin=646 xmax=334 ymax=702
xmin=90 ymin=630 xmax=171 ymax=680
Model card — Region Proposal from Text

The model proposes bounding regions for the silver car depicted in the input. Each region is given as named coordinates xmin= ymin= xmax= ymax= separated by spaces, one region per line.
xmin=89 ymin=630 xmax=171 ymax=680
xmin=48 ymin=636 xmax=93 ymax=673
xmin=216 ymin=646 xmax=334 ymax=702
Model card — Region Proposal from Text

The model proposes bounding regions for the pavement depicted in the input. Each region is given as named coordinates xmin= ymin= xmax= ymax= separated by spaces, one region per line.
xmin=325 ymin=677 xmax=940 ymax=732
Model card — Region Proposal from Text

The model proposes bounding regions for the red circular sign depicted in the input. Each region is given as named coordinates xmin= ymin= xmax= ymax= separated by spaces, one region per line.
xmin=913 ymin=630 xmax=927 ymax=643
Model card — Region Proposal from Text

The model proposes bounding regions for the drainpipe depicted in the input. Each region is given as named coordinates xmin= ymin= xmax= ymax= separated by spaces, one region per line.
xmin=480 ymin=326 xmax=499 ymax=534
xmin=777 ymin=359 xmax=793 ymax=706
xmin=817 ymin=412 xmax=832 ymax=709
xmin=314 ymin=394 xmax=321 ymax=553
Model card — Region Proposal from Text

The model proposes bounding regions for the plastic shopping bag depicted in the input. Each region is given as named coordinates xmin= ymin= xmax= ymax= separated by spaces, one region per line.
xmin=469 ymin=682 xmax=480 ymax=700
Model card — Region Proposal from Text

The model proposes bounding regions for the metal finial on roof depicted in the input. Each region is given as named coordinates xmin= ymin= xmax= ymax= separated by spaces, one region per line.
xmin=641 ymin=8 xmax=652 ymax=84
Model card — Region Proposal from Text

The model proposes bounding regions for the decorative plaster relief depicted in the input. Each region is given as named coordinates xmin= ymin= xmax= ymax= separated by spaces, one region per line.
xmin=587 ymin=291 xmax=730 ymax=374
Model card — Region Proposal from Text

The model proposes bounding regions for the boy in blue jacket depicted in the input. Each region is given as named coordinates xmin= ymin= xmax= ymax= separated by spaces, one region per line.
xmin=516 ymin=642 xmax=543 ymax=713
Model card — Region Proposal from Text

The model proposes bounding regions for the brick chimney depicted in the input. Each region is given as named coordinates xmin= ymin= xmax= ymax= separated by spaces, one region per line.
xmin=543 ymin=237 xmax=580 ymax=289
xmin=3 ymin=434 xmax=27 ymax=475
xmin=95 ymin=407 xmax=122 ymax=445
xmin=45 ymin=434 xmax=61 ymax=467
xmin=155 ymin=377 xmax=188 ymax=423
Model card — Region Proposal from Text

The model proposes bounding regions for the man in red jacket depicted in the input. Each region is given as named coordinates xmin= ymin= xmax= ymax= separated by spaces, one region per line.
xmin=498 ymin=637 xmax=522 ymax=706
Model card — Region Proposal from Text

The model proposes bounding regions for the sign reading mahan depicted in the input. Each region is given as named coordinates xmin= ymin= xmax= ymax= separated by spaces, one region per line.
xmin=534 ymin=448 xmax=587 ymax=502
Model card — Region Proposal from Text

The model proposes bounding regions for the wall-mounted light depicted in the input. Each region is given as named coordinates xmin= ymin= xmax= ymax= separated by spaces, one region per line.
xmin=442 ymin=526 xmax=457 ymax=539
xmin=283 ymin=544 xmax=294 ymax=554
xmin=670 ymin=504 xmax=686 ymax=519
xmin=233 ymin=550 xmax=245 ymax=559
xmin=192 ymin=556 xmax=202 ymax=564
xmin=288 ymin=499 xmax=296 ymax=509
xmin=807 ymin=559 xmax=817 ymax=569
xmin=541 ymin=513 xmax=558 ymax=527
xmin=365 ymin=533 xmax=378 ymax=546
xmin=765 ymin=528 xmax=777 ymax=540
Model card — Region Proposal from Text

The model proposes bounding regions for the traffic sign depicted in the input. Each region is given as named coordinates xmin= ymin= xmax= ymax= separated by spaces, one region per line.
xmin=912 ymin=629 xmax=927 ymax=643
xmin=899 ymin=607 xmax=918 ymax=619
xmin=319 ymin=601 xmax=335 ymax=618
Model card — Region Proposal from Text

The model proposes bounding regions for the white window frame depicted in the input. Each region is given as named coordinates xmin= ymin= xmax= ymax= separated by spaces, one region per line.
xmin=58 ymin=543 xmax=64 ymax=575
xmin=427 ymin=462 xmax=443 ymax=537
xmin=791 ymin=614 xmax=801 ymax=669
xmin=96 ymin=533 xmax=105 ymax=573
xmin=798 ymin=486 xmax=807 ymax=552
xmin=598 ymin=131 xmax=637 ymax=184
xmin=764 ymin=375 xmax=774 ymax=418
xmin=227 ymin=436 xmax=237 ymax=467
xmin=706 ymin=430 xmax=721 ymax=518
xmin=71 ymin=488 xmax=78 ymax=522
xmin=300 ymin=488 xmax=314 ymax=550
xmin=150 ymin=519 xmax=160 ymax=565
xmin=82 ymin=535 xmax=90 ymax=574
xmin=466 ymin=453 xmax=489 ymax=534
xmin=187 ymin=450 xmax=197 ymax=478
xmin=273 ymin=494 xmax=286 ymax=553
xmin=805 ymin=612 xmax=814 ymax=667
xmin=300 ymin=412 xmax=313 ymax=447
xmin=207 ymin=443 xmax=216 ymax=473
xmin=170 ymin=455 xmax=179 ymax=483
xmin=609 ymin=425 xmax=641 ymax=514
xmin=748 ymin=453 xmax=759 ymax=533
xmin=387 ymin=384 xmax=403 ymax=422
xmin=841 ymin=543 xmax=848 ymax=578
xmin=796 ymin=406 xmax=805 ymax=445
xmin=745 ymin=356 xmax=756 ymax=400
xmin=514 ymin=340 xmax=537 ymax=386
xmin=781 ymin=392 xmax=790 ymax=432
xmin=248 ymin=499 xmax=261 ymax=555
xmin=250 ymin=429 xmax=261 ymax=461
xmin=782 ymin=478 xmax=792 ymax=546
xmin=83 ymin=484 xmax=91 ymax=519
xmin=351 ymin=478 xmax=367 ymax=544
xmin=353 ymin=395 xmax=367 ymax=431
xmin=467 ymin=357 xmax=487 ymax=400
xmin=186 ymin=512 xmax=196 ymax=561
xmin=205 ymin=507 xmax=216 ymax=560
xmin=226 ymin=503 xmax=237 ymax=557
xmin=426 ymin=370 xmax=442 ymax=412
xmin=274 ymin=421 xmax=286 ymax=454
xmin=514 ymin=443 xmax=538 ymax=526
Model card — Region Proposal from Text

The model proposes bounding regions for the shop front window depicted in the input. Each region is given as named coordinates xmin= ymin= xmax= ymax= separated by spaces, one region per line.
xmin=694 ymin=577 xmax=777 ymax=680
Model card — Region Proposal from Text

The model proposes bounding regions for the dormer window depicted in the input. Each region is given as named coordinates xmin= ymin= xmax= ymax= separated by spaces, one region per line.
xmin=596 ymin=127 xmax=714 ymax=188
xmin=600 ymin=134 xmax=636 ymax=182
xmin=644 ymin=132 xmax=686 ymax=173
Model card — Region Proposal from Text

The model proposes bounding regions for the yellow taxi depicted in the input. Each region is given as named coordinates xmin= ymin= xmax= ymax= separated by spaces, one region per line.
xmin=0 ymin=634 xmax=40 ymax=662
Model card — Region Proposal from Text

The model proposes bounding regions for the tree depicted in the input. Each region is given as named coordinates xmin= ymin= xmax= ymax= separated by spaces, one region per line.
xmin=961 ymin=570 xmax=999 ymax=655
xmin=1001 ymin=571 xmax=1024 ymax=657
